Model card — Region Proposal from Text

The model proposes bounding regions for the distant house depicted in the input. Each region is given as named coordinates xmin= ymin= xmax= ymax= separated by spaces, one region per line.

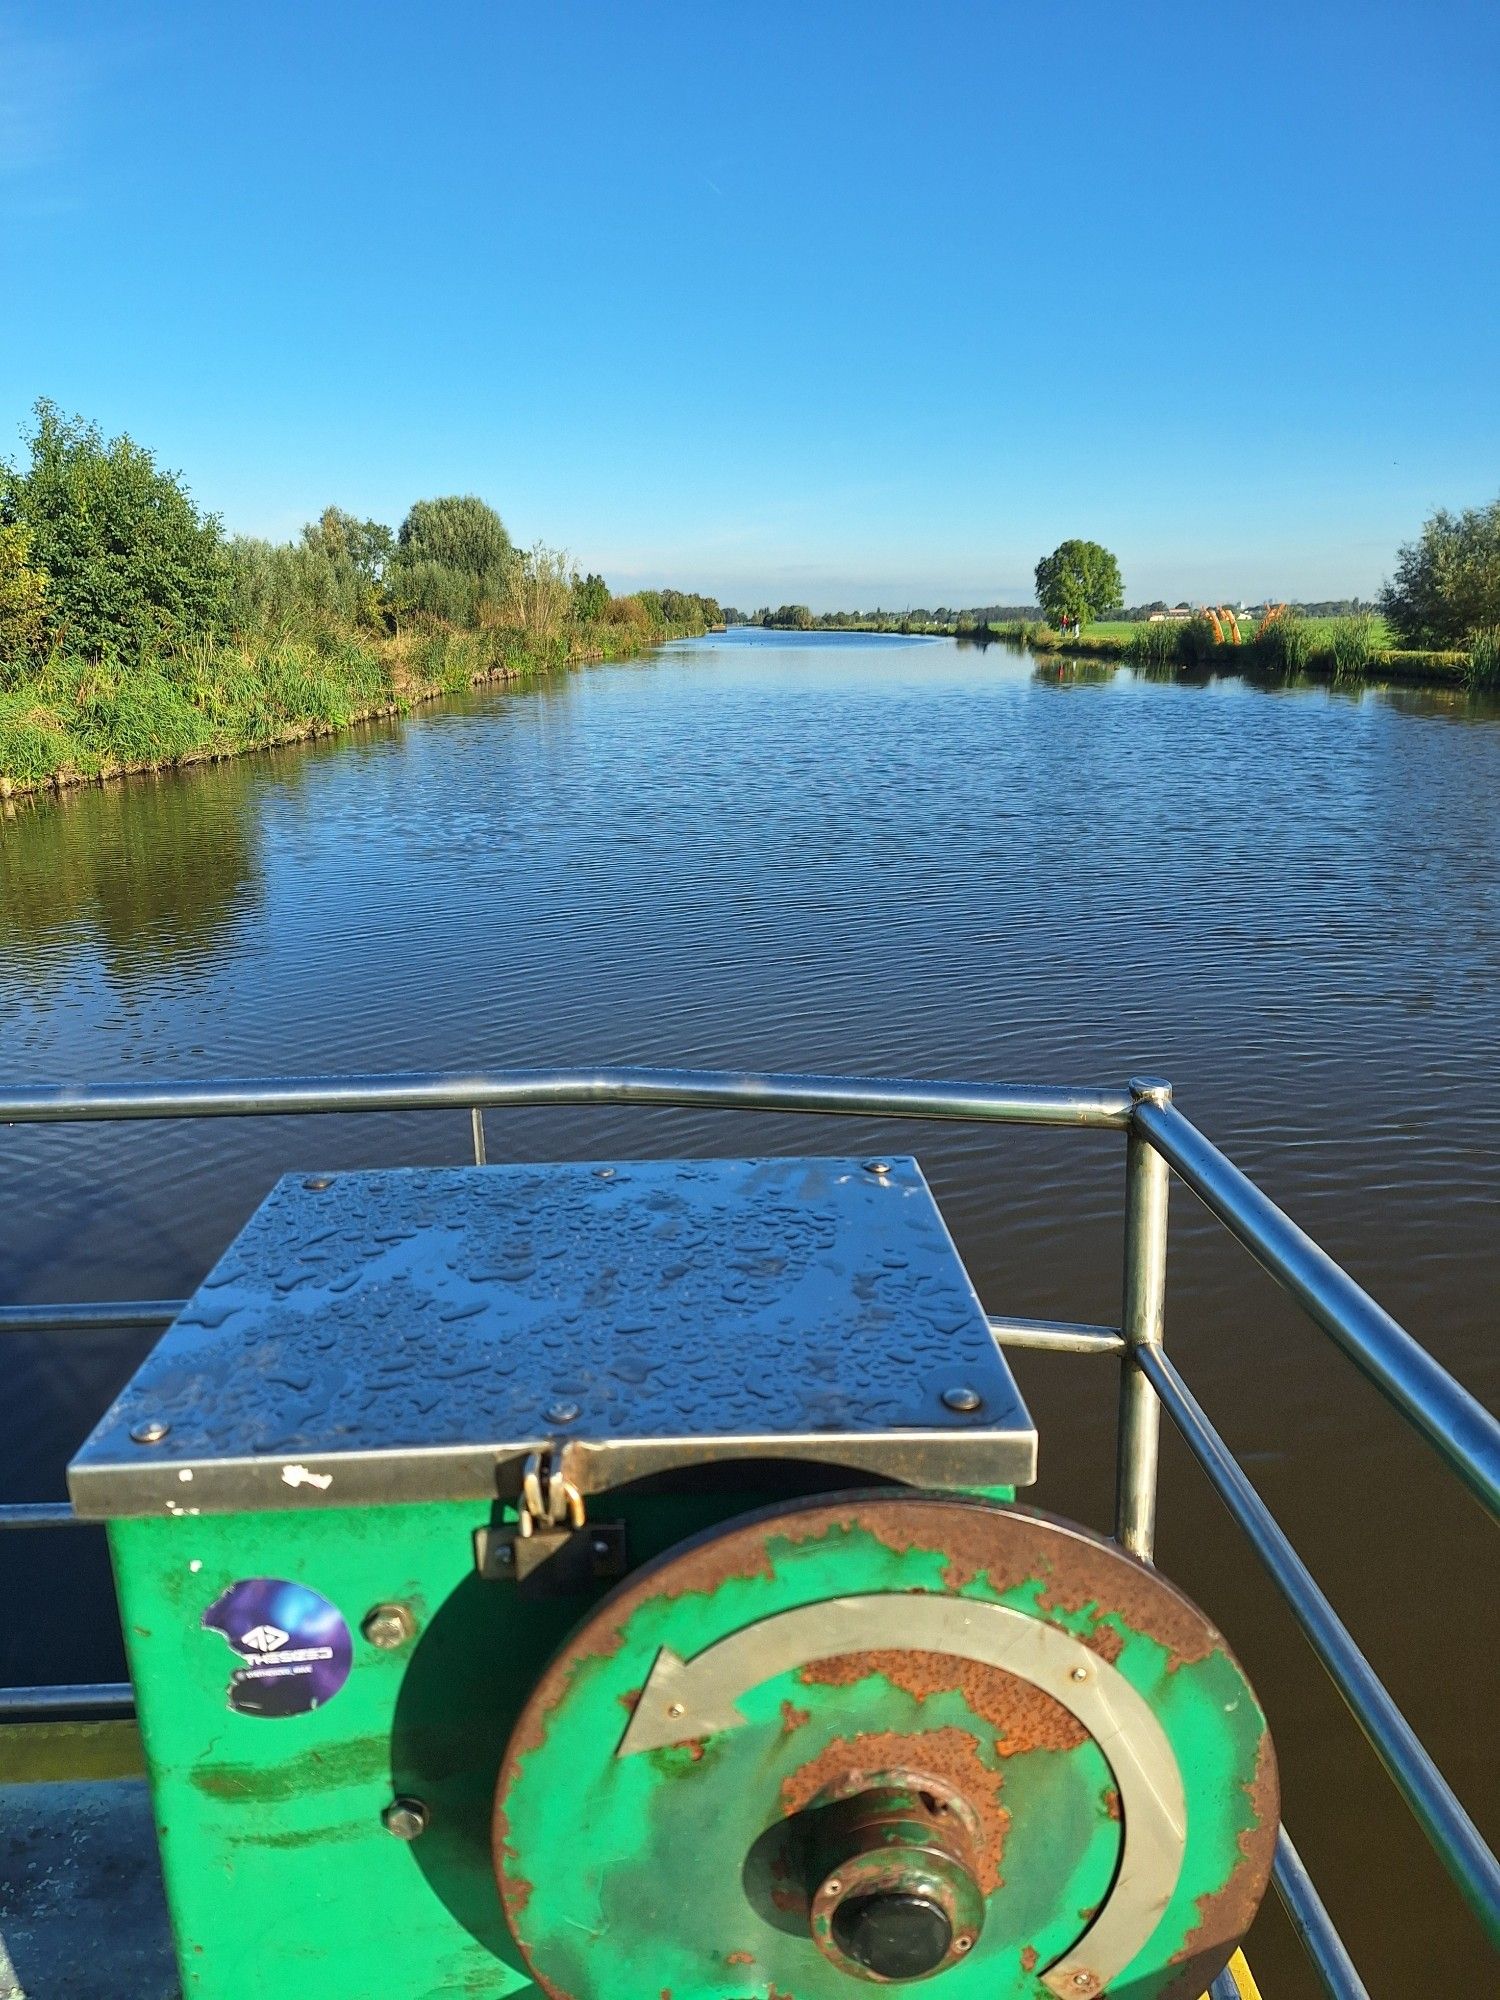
xmin=1147 ymin=605 xmax=1194 ymax=623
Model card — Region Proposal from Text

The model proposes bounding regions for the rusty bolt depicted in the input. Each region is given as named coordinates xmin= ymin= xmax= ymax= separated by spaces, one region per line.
xmin=361 ymin=1602 xmax=417 ymax=1650
xmin=129 ymin=1419 xmax=170 ymax=1445
xmin=942 ymin=1385 xmax=982 ymax=1413
xmin=381 ymin=1796 xmax=428 ymax=1841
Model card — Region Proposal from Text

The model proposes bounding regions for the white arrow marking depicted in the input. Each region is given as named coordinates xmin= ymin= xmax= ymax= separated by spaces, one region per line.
xmin=615 ymin=1592 xmax=1186 ymax=1996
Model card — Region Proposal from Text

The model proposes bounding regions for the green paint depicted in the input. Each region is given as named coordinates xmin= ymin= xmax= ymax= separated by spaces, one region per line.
xmin=110 ymin=1495 xmax=1268 ymax=1999
xmin=110 ymin=1490 xmax=752 ymax=1999
xmin=503 ymin=1518 xmax=1271 ymax=1999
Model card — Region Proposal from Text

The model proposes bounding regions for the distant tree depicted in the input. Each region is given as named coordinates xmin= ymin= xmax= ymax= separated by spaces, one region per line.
xmin=1379 ymin=498 xmax=1500 ymax=648
xmin=304 ymin=506 xmax=393 ymax=586
xmin=1034 ymin=540 xmax=1124 ymax=630
xmin=770 ymin=603 xmax=813 ymax=629
xmin=572 ymin=572 xmax=611 ymax=623
xmin=0 ymin=399 xmax=226 ymax=656
xmin=389 ymin=495 xmax=517 ymax=625
xmin=0 ymin=520 xmax=48 ymax=665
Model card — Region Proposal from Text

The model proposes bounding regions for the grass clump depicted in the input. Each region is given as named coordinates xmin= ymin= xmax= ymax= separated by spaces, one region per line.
xmin=1252 ymin=610 xmax=1313 ymax=674
xmin=1466 ymin=627 xmax=1500 ymax=688
xmin=1125 ymin=621 xmax=1182 ymax=667
xmin=1329 ymin=613 xmax=1380 ymax=680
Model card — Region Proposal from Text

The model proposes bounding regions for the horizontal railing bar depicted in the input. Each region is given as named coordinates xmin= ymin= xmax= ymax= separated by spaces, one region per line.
xmin=987 ymin=1314 xmax=1125 ymax=1355
xmin=0 ymin=1064 xmax=1135 ymax=1130
xmin=1134 ymin=1099 xmax=1500 ymax=1521
xmin=0 ymin=1503 xmax=85 ymax=1531
xmin=1138 ymin=1343 xmax=1500 ymax=1943
xmin=0 ymin=1682 xmax=135 ymax=1720
xmin=1273 ymin=1826 xmax=1372 ymax=1999
xmin=0 ymin=1300 xmax=184 ymax=1336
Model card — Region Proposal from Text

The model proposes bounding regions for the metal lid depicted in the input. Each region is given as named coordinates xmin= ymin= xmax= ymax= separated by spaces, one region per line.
xmin=68 ymin=1158 xmax=1035 ymax=1519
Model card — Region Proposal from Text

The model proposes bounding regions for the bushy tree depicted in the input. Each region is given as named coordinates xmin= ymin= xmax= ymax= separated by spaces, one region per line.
xmin=1034 ymin=540 xmax=1124 ymax=630
xmin=225 ymin=507 xmax=395 ymax=637
xmin=571 ymin=571 xmax=611 ymax=623
xmin=1380 ymin=498 xmax=1500 ymax=648
xmin=0 ymin=520 xmax=48 ymax=665
xmin=0 ymin=400 xmax=226 ymax=656
xmin=389 ymin=495 xmax=516 ymax=625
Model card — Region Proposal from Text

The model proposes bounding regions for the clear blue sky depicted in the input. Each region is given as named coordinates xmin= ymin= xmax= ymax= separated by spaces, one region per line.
xmin=2 ymin=1 xmax=1496 ymax=609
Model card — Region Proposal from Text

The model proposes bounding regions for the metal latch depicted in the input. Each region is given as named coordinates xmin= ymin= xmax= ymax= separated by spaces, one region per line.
xmin=474 ymin=1447 xmax=628 ymax=1594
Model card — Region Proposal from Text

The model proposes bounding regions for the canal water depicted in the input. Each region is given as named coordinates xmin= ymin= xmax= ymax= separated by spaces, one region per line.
xmin=2 ymin=629 xmax=1496 ymax=1994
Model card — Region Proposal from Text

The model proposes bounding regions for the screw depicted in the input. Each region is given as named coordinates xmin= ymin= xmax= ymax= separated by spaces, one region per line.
xmin=592 ymin=1537 xmax=611 ymax=1558
xmin=496 ymin=1542 xmax=515 ymax=1567
xmin=381 ymin=1796 xmax=429 ymax=1841
xmin=1071 ymin=1664 xmax=1090 ymax=1682
xmin=594 ymin=1167 xmax=616 ymax=1179
xmin=824 ymin=1878 xmax=843 ymax=1897
xmin=666 ymin=1701 xmax=686 ymax=1719
xmin=955 ymin=1935 xmax=975 ymax=1954
xmin=303 ymin=1176 xmax=332 ymax=1191
xmin=546 ymin=1399 xmax=580 ymax=1425
xmin=130 ymin=1419 xmax=170 ymax=1445
xmin=942 ymin=1385 xmax=982 ymax=1413
xmin=361 ymin=1602 xmax=417 ymax=1650
xmin=863 ymin=1159 xmax=892 ymax=1177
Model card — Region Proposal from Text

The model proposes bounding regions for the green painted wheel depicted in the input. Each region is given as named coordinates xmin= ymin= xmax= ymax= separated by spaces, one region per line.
xmin=495 ymin=1496 xmax=1276 ymax=1998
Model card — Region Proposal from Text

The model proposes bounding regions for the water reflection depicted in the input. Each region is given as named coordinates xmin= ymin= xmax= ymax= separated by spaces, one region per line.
xmin=1 ymin=766 xmax=265 ymax=988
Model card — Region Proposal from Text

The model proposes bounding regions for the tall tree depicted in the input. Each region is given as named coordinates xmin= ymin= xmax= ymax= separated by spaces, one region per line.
xmin=1034 ymin=540 xmax=1124 ymax=630
xmin=1379 ymin=498 xmax=1500 ymax=648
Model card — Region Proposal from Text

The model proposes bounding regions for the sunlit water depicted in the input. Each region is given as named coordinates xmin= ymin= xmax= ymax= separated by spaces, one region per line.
xmin=2 ymin=630 xmax=1496 ymax=1994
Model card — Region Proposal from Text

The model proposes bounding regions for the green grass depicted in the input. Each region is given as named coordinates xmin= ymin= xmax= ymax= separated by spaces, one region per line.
xmin=0 ymin=616 xmax=701 ymax=797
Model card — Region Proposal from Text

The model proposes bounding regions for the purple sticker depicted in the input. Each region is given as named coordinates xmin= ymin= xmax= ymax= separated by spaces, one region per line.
xmin=203 ymin=1578 xmax=352 ymax=1718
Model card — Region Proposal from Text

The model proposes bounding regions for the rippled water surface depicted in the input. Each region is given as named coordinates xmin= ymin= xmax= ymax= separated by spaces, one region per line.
xmin=2 ymin=630 xmax=1497 ymax=1994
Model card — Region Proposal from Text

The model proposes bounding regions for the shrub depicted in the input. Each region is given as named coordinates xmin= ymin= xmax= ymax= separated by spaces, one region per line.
xmin=0 ymin=400 xmax=227 ymax=657
xmin=0 ymin=520 xmax=48 ymax=666
xmin=389 ymin=496 xmax=516 ymax=628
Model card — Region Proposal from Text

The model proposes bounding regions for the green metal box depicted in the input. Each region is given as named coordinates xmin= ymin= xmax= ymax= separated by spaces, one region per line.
xmin=70 ymin=1158 xmax=1037 ymax=1997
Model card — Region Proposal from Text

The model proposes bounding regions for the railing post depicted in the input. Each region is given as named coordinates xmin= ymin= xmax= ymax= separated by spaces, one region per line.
xmin=1116 ymin=1075 xmax=1172 ymax=1560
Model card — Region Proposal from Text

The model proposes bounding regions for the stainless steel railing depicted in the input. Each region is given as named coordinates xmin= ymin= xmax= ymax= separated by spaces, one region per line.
xmin=1 ymin=1063 xmax=1496 ymax=1995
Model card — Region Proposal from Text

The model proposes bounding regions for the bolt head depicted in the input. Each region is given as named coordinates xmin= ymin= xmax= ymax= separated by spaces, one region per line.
xmin=381 ymin=1797 xmax=429 ymax=1840
xmin=303 ymin=1175 xmax=333 ymax=1191
xmin=546 ymin=1399 xmax=581 ymax=1425
xmin=863 ymin=1159 xmax=892 ymax=1177
xmin=941 ymin=1385 xmax=982 ymax=1413
xmin=361 ymin=1602 xmax=417 ymax=1650
xmin=129 ymin=1418 xmax=170 ymax=1445
xmin=1071 ymin=1665 xmax=1090 ymax=1682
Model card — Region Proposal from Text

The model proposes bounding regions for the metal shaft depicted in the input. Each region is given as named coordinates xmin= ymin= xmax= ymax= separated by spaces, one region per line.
xmin=1116 ymin=1077 xmax=1172 ymax=1559
xmin=1134 ymin=1097 xmax=1500 ymax=1521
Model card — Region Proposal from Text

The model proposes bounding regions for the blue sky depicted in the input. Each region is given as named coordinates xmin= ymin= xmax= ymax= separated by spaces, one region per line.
xmin=2 ymin=1 xmax=1496 ymax=610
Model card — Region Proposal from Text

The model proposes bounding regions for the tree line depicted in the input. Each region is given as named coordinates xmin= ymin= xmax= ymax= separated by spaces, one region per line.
xmin=0 ymin=401 xmax=722 ymax=669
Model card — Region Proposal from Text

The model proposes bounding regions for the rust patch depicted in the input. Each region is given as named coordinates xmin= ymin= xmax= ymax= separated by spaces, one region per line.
xmin=780 ymin=1698 xmax=811 ymax=1733
xmin=726 ymin=1951 xmax=754 ymax=1965
xmin=618 ymin=1686 xmax=643 ymax=1713
xmin=799 ymin=1649 xmax=1087 ymax=1756
xmin=1161 ymin=1725 xmax=1280 ymax=1999
xmin=781 ymin=1725 xmax=1010 ymax=1894
xmin=1084 ymin=1622 xmax=1124 ymax=1664
xmin=1020 ymin=1944 xmax=1038 ymax=1972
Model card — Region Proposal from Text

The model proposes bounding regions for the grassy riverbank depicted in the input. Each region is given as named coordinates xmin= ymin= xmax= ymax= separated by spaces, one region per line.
xmin=0 ymin=616 xmax=705 ymax=799
xmin=0 ymin=402 xmax=724 ymax=800
xmin=977 ymin=615 xmax=1475 ymax=684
